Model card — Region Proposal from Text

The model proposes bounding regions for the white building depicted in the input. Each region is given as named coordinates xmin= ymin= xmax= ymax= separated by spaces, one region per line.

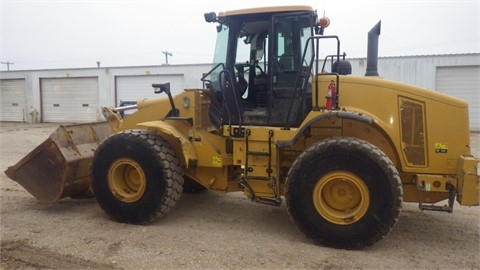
xmin=1 ymin=54 xmax=479 ymax=130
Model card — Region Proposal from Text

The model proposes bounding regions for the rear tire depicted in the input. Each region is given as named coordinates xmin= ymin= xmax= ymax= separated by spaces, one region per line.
xmin=90 ymin=130 xmax=183 ymax=224
xmin=286 ymin=137 xmax=402 ymax=249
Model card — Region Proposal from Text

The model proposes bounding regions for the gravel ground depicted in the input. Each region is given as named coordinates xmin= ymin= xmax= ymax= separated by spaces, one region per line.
xmin=0 ymin=122 xmax=479 ymax=269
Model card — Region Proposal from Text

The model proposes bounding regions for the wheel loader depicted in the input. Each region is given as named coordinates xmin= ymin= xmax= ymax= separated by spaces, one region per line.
xmin=5 ymin=5 xmax=479 ymax=250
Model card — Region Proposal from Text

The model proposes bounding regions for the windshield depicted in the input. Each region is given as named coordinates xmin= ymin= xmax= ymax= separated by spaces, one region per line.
xmin=205 ymin=24 xmax=230 ymax=102
xmin=213 ymin=24 xmax=229 ymax=66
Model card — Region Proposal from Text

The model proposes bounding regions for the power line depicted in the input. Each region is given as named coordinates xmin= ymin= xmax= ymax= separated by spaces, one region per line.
xmin=1 ymin=61 xmax=14 ymax=71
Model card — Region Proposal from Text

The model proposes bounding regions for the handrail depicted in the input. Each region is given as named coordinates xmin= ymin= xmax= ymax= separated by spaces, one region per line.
xmin=201 ymin=62 xmax=225 ymax=84
xmin=283 ymin=35 xmax=342 ymax=128
xmin=309 ymin=35 xmax=341 ymax=110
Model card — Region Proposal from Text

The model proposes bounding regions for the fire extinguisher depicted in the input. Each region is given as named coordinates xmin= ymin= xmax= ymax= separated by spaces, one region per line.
xmin=325 ymin=80 xmax=336 ymax=110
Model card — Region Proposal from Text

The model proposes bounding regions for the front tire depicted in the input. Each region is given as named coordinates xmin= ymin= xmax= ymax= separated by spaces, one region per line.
xmin=90 ymin=130 xmax=183 ymax=224
xmin=286 ymin=137 xmax=402 ymax=249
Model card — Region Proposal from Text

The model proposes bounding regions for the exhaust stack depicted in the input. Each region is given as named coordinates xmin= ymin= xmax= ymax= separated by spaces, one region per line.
xmin=365 ymin=20 xmax=381 ymax=76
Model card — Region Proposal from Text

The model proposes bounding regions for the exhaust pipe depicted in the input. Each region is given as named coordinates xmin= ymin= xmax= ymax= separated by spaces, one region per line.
xmin=365 ymin=20 xmax=381 ymax=76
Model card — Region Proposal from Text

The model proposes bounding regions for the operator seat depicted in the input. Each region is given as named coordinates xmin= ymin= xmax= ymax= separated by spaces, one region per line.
xmin=252 ymin=72 xmax=269 ymax=107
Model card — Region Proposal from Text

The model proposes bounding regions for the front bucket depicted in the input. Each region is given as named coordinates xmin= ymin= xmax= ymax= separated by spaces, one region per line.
xmin=4 ymin=122 xmax=112 ymax=203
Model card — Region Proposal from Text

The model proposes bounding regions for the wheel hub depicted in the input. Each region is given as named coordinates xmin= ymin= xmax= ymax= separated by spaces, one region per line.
xmin=108 ymin=158 xmax=146 ymax=203
xmin=313 ymin=171 xmax=370 ymax=225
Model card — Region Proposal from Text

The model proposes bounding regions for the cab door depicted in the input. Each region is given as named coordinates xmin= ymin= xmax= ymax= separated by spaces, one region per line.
xmin=268 ymin=12 xmax=315 ymax=127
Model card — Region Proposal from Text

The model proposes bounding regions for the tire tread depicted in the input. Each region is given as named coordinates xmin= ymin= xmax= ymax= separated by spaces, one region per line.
xmin=286 ymin=137 xmax=403 ymax=249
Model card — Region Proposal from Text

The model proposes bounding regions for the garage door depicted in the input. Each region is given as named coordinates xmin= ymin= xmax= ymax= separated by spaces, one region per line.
xmin=436 ymin=66 xmax=480 ymax=131
xmin=0 ymin=79 xmax=26 ymax=122
xmin=41 ymin=77 xmax=99 ymax=123
xmin=115 ymin=75 xmax=184 ymax=106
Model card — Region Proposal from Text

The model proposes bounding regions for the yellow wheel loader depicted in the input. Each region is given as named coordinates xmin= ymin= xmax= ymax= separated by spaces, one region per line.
xmin=5 ymin=6 xmax=479 ymax=250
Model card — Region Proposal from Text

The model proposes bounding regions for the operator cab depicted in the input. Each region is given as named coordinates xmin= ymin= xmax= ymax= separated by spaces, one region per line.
xmin=203 ymin=6 xmax=318 ymax=130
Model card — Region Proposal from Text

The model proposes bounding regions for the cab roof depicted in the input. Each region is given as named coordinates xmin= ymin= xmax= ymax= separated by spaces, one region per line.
xmin=218 ymin=5 xmax=314 ymax=17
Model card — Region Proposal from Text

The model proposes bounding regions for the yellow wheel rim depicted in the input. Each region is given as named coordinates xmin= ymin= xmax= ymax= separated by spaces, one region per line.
xmin=108 ymin=158 xmax=146 ymax=203
xmin=313 ymin=171 xmax=370 ymax=225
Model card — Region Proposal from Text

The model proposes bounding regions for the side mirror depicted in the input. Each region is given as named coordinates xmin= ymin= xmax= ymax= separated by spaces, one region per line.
xmin=204 ymin=12 xmax=217 ymax=23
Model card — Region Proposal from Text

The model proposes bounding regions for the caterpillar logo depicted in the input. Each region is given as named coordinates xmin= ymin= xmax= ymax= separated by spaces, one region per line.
xmin=435 ymin=143 xmax=448 ymax=154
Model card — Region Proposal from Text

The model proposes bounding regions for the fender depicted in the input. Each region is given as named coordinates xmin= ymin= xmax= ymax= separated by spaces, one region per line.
xmin=137 ymin=120 xmax=197 ymax=168
xmin=277 ymin=111 xmax=374 ymax=148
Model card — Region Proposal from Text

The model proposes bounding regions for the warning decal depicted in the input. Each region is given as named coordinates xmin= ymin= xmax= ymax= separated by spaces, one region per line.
xmin=212 ymin=156 xmax=222 ymax=167
xmin=435 ymin=143 xmax=448 ymax=154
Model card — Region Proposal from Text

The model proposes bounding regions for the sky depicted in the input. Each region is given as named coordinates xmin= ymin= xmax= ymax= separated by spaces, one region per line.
xmin=0 ymin=0 xmax=479 ymax=71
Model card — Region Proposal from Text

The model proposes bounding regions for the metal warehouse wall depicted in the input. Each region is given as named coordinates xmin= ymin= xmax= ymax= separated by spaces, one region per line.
xmin=349 ymin=54 xmax=480 ymax=89
xmin=1 ymin=54 xmax=478 ymax=127
xmin=0 ymin=64 xmax=211 ymax=123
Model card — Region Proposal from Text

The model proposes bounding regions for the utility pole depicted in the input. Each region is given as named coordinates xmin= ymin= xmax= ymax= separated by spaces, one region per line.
xmin=1 ymin=61 xmax=14 ymax=71
xmin=162 ymin=51 xmax=173 ymax=65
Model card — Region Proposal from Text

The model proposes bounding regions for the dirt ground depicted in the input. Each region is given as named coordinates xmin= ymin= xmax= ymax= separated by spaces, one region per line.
xmin=0 ymin=122 xmax=479 ymax=270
